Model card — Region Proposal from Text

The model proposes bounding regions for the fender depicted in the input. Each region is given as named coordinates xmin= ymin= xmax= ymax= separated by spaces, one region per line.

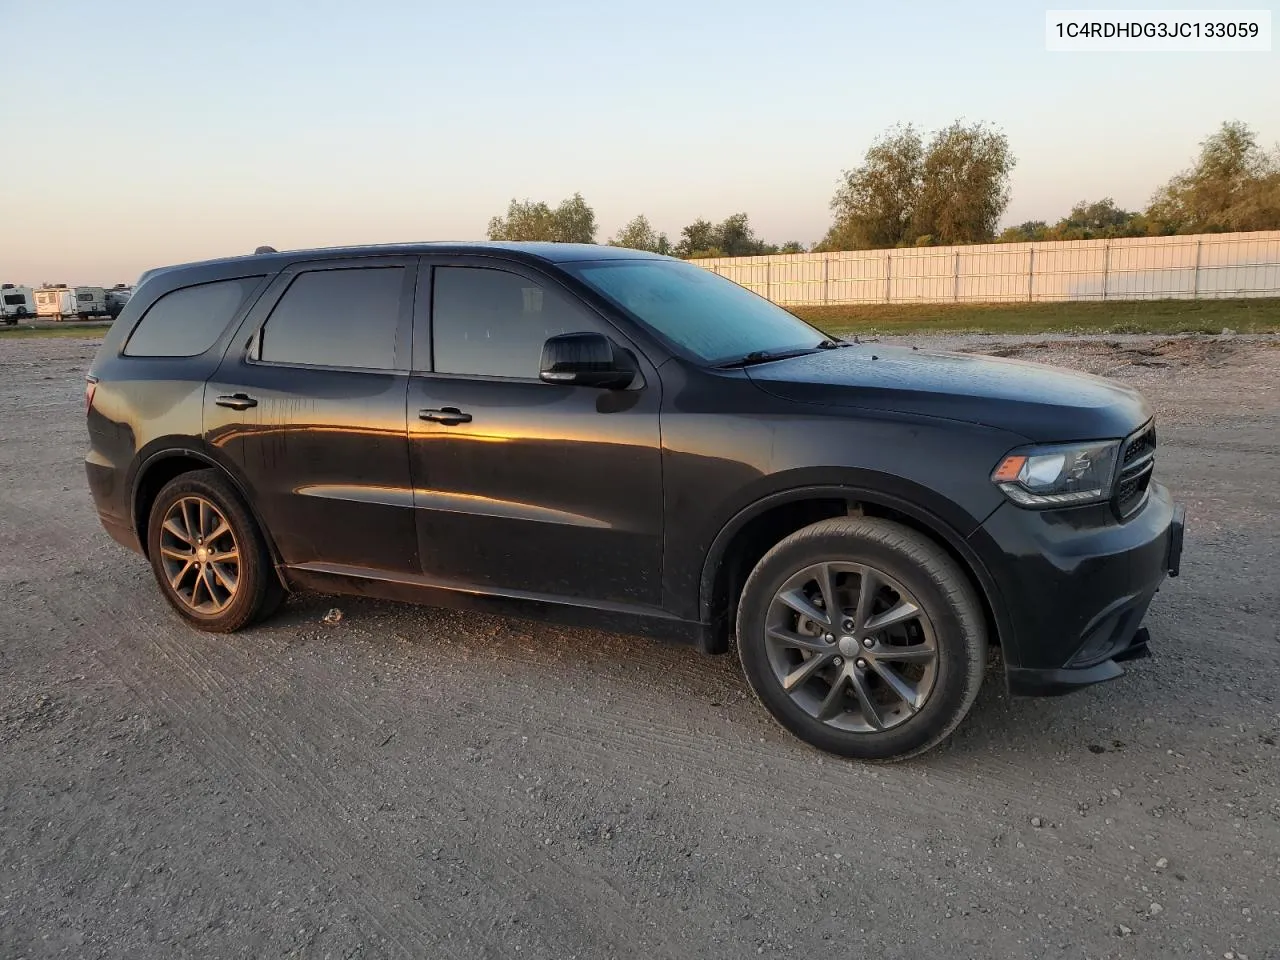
xmin=696 ymin=478 xmax=1016 ymax=663
xmin=129 ymin=442 xmax=285 ymax=569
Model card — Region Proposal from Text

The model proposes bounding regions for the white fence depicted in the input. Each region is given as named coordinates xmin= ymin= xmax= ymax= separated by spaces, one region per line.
xmin=693 ymin=230 xmax=1280 ymax=305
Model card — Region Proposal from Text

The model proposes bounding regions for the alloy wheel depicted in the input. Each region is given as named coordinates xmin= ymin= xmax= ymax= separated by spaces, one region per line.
xmin=158 ymin=496 xmax=240 ymax=615
xmin=763 ymin=561 xmax=939 ymax=733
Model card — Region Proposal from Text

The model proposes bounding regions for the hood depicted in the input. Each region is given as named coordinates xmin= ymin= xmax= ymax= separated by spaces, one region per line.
xmin=745 ymin=344 xmax=1151 ymax=443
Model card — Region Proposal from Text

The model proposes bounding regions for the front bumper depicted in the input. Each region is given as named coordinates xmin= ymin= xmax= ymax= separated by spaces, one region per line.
xmin=970 ymin=483 xmax=1184 ymax=697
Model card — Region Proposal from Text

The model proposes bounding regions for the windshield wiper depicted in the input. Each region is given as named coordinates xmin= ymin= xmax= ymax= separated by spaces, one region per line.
xmin=716 ymin=348 xmax=815 ymax=369
xmin=716 ymin=340 xmax=847 ymax=369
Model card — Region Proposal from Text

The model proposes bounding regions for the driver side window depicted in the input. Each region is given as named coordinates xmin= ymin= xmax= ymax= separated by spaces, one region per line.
xmin=425 ymin=267 xmax=598 ymax=379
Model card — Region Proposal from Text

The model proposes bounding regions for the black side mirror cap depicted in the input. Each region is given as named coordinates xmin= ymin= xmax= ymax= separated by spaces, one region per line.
xmin=539 ymin=332 xmax=635 ymax=389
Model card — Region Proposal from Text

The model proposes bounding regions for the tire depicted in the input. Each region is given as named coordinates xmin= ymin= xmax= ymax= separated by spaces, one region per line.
xmin=146 ymin=468 xmax=285 ymax=632
xmin=736 ymin=516 xmax=986 ymax=761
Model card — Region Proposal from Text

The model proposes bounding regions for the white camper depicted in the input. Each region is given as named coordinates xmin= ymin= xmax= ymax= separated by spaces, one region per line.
xmin=1 ymin=284 xmax=36 ymax=324
xmin=34 ymin=285 xmax=109 ymax=320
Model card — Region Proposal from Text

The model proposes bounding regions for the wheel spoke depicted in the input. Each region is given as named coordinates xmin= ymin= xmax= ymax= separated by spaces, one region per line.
xmin=873 ymin=642 xmax=937 ymax=664
xmin=777 ymin=587 xmax=831 ymax=627
xmin=206 ymin=519 xmax=231 ymax=544
xmin=202 ymin=565 xmax=221 ymax=608
xmin=869 ymin=660 xmax=922 ymax=713
xmin=816 ymin=563 xmax=841 ymax=620
xmin=210 ymin=561 xmax=237 ymax=593
xmin=848 ymin=668 xmax=885 ymax=730
xmin=853 ymin=569 xmax=879 ymax=633
xmin=198 ymin=499 xmax=208 ymax=539
xmin=160 ymin=545 xmax=193 ymax=562
xmin=767 ymin=625 xmax=833 ymax=654
xmin=189 ymin=564 xmax=205 ymax=606
xmin=865 ymin=599 xmax=921 ymax=632
xmin=181 ymin=500 xmax=197 ymax=543
xmin=169 ymin=560 xmax=194 ymax=591
xmin=205 ymin=549 xmax=238 ymax=564
xmin=163 ymin=517 xmax=193 ymax=546
xmin=783 ymin=653 xmax=832 ymax=691
xmin=816 ymin=670 xmax=849 ymax=721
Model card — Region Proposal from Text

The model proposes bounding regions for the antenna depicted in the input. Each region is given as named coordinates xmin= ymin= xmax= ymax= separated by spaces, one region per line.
xmin=254 ymin=245 xmax=278 ymax=255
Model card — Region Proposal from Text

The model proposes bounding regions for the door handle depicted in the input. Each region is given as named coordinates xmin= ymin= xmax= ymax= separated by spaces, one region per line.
xmin=418 ymin=406 xmax=472 ymax=425
xmin=215 ymin=393 xmax=258 ymax=410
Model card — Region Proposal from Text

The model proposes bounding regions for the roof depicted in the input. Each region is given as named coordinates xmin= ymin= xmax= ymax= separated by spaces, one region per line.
xmin=135 ymin=241 xmax=672 ymax=287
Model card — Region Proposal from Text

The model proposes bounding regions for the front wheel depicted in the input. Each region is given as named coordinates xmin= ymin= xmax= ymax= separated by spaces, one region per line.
xmin=146 ymin=469 xmax=285 ymax=632
xmin=736 ymin=517 xmax=987 ymax=761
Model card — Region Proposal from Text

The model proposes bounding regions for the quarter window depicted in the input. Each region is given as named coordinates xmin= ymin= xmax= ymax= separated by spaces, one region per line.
xmin=430 ymin=267 xmax=595 ymax=379
xmin=124 ymin=277 xmax=262 ymax=357
xmin=259 ymin=268 xmax=404 ymax=370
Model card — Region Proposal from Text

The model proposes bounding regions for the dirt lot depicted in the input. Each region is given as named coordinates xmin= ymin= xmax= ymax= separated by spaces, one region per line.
xmin=2 ymin=334 xmax=1278 ymax=960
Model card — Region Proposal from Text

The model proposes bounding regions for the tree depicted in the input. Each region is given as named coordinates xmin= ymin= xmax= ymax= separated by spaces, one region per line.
xmin=778 ymin=241 xmax=806 ymax=254
xmin=1147 ymin=121 xmax=1280 ymax=234
xmin=609 ymin=214 xmax=671 ymax=254
xmin=1052 ymin=198 xmax=1147 ymax=240
xmin=487 ymin=192 xmax=598 ymax=243
xmin=998 ymin=221 xmax=1049 ymax=243
xmin=675 ymin=218 xmax=718 ymax=258
xmin=818 ymin=121 xmax=1014 ymax=251
xmin=910 ymin=121 xmax=1015 ymax=245
xmin=675 ymin=213 xmax=777 ymax=258
xmin=817 ymin=124 xmax=923 ymax=252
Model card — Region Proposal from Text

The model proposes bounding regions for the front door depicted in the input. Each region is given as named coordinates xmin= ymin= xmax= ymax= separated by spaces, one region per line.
xmin=205 ymin=258 xmax=419 ymax=574
xmin=406 ymin=259 xmax=664 ymax=607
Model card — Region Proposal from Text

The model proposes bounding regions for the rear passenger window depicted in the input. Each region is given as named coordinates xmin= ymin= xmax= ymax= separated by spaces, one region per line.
xmin=430 ymin=267 xmax=595 ymax=378
xmin=123 ymin=277 xmax=261 ymax=357
xmin=259 ymin=268 xmax=403 ymax=370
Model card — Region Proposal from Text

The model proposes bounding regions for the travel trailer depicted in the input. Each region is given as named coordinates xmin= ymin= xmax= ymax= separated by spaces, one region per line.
xmin=34 ymin=285 xmax=109 ymax=320
xmin=0 ymin=284 xmax=36 ymax=324
xmin=105 ymin=284 xmax=132 ymax=317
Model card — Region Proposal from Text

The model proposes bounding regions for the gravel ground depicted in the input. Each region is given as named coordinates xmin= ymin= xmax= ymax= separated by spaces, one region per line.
xmin=2 ymin=334 xmax=1277 ymax=960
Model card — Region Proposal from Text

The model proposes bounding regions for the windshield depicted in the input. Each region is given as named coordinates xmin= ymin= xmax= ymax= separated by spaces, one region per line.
xmin=567 ymin=259 xmax=827 ymax=365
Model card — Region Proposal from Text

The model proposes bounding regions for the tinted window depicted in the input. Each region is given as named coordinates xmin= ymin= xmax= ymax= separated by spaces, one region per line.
xmin=431 ymin=267 xmax=595 ymax=378
xmin=124 ymin=277 xmax=261 ymax=357
xmin=567 ymin=259 xmax=825 ymax=365
xmin=3 ymin=294 xmax=23 ymax=306
xmin=260 ymin=268 xmax=403 ymax=370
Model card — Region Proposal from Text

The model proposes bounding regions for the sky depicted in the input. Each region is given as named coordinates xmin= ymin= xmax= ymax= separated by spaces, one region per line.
xmin=1 ymin=0 xmax=1277 ymax=285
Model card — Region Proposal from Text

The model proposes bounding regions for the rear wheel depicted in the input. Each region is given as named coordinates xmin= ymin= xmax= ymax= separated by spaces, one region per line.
xmin=736 ymin=517 xmax=986 ymax=761
xmin=146 ymin=469 xmax=284 ymax=632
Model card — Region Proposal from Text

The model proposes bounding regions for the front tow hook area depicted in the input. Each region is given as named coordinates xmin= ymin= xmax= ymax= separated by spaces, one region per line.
xmin=1167 ymin=505 xmax=1186 ymax=577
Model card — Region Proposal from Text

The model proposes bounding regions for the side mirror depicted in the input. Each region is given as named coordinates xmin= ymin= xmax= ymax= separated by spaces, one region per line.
xmin=539 ymin=332 xmax=634 ymax=389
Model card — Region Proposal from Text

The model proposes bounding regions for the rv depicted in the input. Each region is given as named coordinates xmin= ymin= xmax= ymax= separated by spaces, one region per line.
xmin=34 ymin=285 xmax=109 ymax=320
xmin=105 ymin=284 xmax=133 ymax=318
xmin=1 ymin=284 xmax=36 ymax=324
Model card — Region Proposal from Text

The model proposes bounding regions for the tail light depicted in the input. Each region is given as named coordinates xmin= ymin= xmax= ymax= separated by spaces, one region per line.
xmin=84 ymin=377 xmax=98 ymax=414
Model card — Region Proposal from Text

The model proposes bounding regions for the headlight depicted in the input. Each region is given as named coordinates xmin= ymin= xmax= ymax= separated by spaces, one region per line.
xmin=991 ymin=440 xmax=1120 ymax=507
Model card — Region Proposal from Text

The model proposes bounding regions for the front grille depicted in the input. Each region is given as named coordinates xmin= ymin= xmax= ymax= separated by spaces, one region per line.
xmin=1123 ymin=425 xmax=1156 ymax=467
xmin=1114 ymin=423 xmax=1156 ymax=517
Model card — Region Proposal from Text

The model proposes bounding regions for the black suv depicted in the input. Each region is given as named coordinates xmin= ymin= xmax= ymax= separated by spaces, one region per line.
xmin=86 ymin=243 xmax=1185 ymax=760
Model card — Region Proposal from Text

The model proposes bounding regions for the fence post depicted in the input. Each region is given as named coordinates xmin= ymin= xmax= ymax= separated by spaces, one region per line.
xmin=765 ymin=261 xmax=772 ymax=303
xmin=823 ymin=256 xmax=830 ymax=305
xmin=953 ymin=250 xmax=960 ymax=302
xmin=1102 ymin=242 xmax=1111 ymax=300
xmin=1193 ymin=239 xmax=1203 ymax=298
xmin=1027 ymin=247 xmax=1035 ymax=302
xmin=885 ymin=251 xmax=892 ymax=303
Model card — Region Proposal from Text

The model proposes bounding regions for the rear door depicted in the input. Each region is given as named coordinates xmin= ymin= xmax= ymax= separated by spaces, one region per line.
xmin=406 ymin=257 xmax=664 ymax=606
xmin=205 ymin=257 xmax=419 ymax=574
